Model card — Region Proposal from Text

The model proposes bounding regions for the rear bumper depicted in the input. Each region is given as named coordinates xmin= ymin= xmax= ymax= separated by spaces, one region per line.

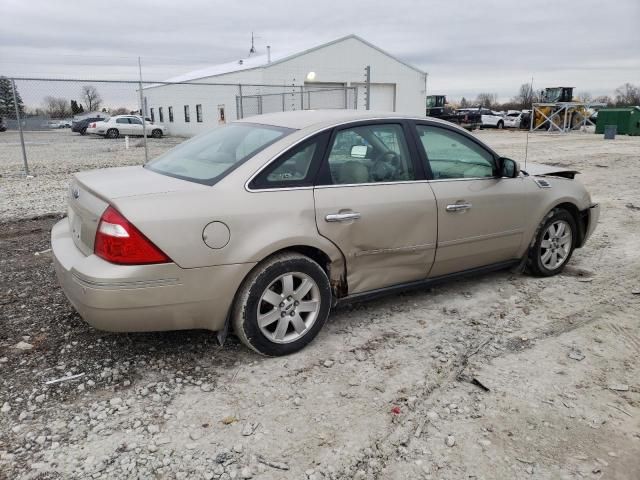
xmin=51 ymin=218 xmax=255 ymax=332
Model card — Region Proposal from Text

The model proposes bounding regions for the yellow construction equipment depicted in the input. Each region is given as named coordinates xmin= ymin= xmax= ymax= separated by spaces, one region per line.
xmin=532 ymin=87 xmax=592 ymax=132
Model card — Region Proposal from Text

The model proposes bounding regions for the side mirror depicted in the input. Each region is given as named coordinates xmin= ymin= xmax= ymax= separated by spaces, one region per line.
xmin=499 ymin=157 xmax=520 ymax=178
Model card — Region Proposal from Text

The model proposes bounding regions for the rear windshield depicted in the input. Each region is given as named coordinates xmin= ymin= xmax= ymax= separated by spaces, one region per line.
xmin=146 ymin=123 xmax=294 ymax=185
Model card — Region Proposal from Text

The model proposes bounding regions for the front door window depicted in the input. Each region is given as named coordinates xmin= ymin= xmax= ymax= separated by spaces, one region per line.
xmin=416 ymin=125 xmax=495 ymax=179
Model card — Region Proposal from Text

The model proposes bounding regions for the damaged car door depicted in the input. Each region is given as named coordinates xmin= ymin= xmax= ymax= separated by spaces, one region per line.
xmin=314 ymin=121 xmax=437 ymax=294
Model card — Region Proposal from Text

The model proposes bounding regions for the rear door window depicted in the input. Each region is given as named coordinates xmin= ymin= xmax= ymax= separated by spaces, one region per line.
xmin=323 ymin=124 xmax=415 ymax=185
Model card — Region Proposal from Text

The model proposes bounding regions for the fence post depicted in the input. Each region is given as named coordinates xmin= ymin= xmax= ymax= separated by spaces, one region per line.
xmin=344 ymin=87 xmax=348 ymax=109
xmin=238 ymin=84 xmax=244 ymax=119
xmin=281 ymin=93 xmax=285 ymax=112
xmin=137 ymin=57 xmax=149 ymax=163
xmin=300 ymin=86 xmax=304 ymax=110
xmin=11 ymin=79 xmax=30 ymax=176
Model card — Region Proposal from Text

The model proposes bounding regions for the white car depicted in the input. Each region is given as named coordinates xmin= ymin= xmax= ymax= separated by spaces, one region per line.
xmin=458 ymin=108 xmax=505 ymax=129
xmin=86 ymin=115 xmax=166 ymax=139
xmin=504 ymin=111 xmax=524 ymax=129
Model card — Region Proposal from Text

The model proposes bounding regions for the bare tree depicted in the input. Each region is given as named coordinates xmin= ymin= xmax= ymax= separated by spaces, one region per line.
xmin=110 ymin=107 xmax=130 ymax=115
xmin=459 ymin=97 xmax=470 ymax=108
xmin=43 ymin=96 xmax=71 ymax=118
xmin=577 ymin=91 xmax=593 ymax=103
xmin=595 ymin=95 xmax=613 ymax=106
xmin=614 ymin=83 xmax=640 ymax=106
xmin=512 ymin=83 xmax=537 ymax=109
xmin=81 ymin=85 xmax=102 ymax=111
xmin=475 ymin=92 xmax=498 ymax=109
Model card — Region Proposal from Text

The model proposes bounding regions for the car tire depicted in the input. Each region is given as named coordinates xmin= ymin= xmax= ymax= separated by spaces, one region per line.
xmin=106 ymin=128 xmax=119 ymax=139
xmin=497 ymin=121 xmax=504 ymax=129
xmin=527 ymin=208 xmax=577 ymax=277
xmin=151 ymin=129 xmax=163 ymax=139
xmin=80 ymin=127 xmax=87 ymax=135
xmin=232 ymin=252 xmax=331 ymax=356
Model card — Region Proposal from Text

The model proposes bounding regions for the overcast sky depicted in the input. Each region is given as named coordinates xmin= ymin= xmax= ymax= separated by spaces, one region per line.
xmin=2 ymin=0 xmax=638 ymax=104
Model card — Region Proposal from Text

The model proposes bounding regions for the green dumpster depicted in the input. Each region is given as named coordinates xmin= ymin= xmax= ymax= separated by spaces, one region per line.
xmin=595 ymin=107 xmax=640 ymax=136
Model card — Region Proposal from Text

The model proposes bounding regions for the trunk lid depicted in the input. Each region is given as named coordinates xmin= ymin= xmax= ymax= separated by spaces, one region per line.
xmin=67 ymin=166 xmax=207 ymax=255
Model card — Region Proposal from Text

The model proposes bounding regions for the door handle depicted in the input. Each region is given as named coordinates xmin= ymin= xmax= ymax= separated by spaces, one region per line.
xmin=325 ymin=212 xmax=361 ymax=222
xmin=446 ymin=203 xmax=472 ymax=212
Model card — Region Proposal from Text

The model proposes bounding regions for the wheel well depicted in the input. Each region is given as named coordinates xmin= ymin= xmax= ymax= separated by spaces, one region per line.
xmin=553 ymin=202 xmax=586 ymax=246
xmin=262 ymin=245 xmax=347 ymax=299
xmin=276 ymin=245 xmax=331 ymax=275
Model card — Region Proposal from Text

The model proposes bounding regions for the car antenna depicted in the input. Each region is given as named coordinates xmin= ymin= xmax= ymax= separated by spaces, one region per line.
xmin=524 ymin=75 xmax=534 ymax=170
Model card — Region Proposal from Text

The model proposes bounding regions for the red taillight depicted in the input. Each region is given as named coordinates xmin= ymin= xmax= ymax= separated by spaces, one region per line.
xmin=90 ymin=123 xmax=96 ymax=128
xmin=94 ymin=206 xmax=170 ymax=265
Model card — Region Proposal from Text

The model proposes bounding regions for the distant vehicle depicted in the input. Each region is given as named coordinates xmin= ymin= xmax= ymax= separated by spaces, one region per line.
xmin=457 ymin=108 xmax=505 ymax=129
xmin=503 ymin=111 xmax=524 ymax=129
xmin=426 ymin=95 xmax=481 ymax=130
xmin=72 ymin=116 xmax=110 ymax=135
xmin=86 ymin=115 xmax=166 ymax=139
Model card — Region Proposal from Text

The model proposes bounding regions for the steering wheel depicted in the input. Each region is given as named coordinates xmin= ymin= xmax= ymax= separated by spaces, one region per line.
xmin=371 ymin=151 xmax=402 ymax=181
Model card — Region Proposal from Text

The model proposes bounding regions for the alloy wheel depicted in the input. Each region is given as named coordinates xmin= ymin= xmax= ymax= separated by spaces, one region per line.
xmin=257 ymin=272 xmax=321 ymax=344
xmin=540 ymin=220 xmax=572 ymax=270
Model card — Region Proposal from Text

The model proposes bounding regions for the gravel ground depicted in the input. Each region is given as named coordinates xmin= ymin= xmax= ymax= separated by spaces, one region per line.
xmin=0 ymin=130 xmax=182 ymax=220
xmin=1 ymin=129 xmax=639 ymax=479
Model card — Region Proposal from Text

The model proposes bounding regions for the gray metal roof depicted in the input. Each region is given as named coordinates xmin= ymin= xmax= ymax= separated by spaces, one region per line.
xmin=164 ymin=34 xmax=426 ymax=83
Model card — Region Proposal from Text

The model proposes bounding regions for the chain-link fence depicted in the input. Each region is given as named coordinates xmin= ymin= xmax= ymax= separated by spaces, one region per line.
xmin=0 ymin=77 xmax=361 ymax=180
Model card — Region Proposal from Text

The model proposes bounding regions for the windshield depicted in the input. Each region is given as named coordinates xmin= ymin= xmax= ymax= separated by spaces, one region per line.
xmin=146 ymin=123 xmax=294 ymax=185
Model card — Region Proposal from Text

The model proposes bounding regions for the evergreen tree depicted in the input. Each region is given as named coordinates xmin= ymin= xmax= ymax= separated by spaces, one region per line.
xmin=70 ymin=100 xmax=84 ymax=115
xmin=0 ymin=76 xmax=25 ymax=116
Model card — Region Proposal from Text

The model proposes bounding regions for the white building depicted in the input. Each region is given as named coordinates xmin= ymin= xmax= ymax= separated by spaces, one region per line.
xmin=144 ymin=35 xmax=427 ymax=136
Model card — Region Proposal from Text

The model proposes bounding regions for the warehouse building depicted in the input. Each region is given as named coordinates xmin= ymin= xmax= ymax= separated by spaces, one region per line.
xmin=143 ymin=35 xmax=427 ymax=136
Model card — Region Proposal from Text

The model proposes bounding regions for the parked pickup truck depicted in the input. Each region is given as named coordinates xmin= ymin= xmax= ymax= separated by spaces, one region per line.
xmin=426 ymin=95 xmax=481 ymax=130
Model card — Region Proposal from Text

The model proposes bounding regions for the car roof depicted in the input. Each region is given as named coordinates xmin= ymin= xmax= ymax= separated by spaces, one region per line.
xmin=236 ymin=109 xmax=455 ymax=130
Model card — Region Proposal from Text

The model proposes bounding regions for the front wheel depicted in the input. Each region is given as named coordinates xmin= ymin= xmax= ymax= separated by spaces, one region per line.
xmin=80 ymin=127 xmax=87 ymax=135
xmin=527 ymin=209 xmax=577 ymax=276
xmin=151 ymin=129 xmax=163 ymax=138
xmin=232 ymin=252 xmax=331 ymax=356
xmin=497 ymin=121 xmax=504 ymax=129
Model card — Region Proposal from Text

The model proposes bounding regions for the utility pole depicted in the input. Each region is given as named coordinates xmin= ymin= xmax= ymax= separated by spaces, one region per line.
xmin=138 ymin=56 xmax=149 ymax=163
xmin=364 ymin=65 xmax=371 ymax=110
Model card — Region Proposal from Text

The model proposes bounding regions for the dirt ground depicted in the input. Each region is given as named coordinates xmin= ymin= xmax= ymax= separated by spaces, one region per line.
xmin=1 ymin=129 xmax=639 ymax=480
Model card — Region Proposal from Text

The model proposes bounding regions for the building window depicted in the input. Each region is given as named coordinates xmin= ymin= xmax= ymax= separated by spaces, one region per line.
xmin=184 ymin=105 xmax=190 ymax=123
xmin=158 ymin=107 xmax=164 ymax=123
xmin=168 ymin=106 xmax=174 ymax=123
xmin=150 ymin=108 xmax=155 ymax=122
xmin=196 ymin=104 xmax=203 ymax=123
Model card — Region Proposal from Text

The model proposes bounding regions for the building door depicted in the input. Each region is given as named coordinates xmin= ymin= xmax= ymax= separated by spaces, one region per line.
xmin=352 ymin=83 xmax=396 ymax=111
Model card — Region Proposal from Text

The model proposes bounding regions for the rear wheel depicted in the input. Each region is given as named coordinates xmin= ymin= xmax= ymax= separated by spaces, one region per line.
xmin=151 ymin=129 xmax=162 ymax=138
xmin=497 ymin=120 xmax=504 ymax=129
xmin=232 ymin=252 xmax=331 ymax=356
xmin=527 ymin=208 xmax=576 ymax=276
xmin=106 ymin=128 xmax=119 ymax=139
